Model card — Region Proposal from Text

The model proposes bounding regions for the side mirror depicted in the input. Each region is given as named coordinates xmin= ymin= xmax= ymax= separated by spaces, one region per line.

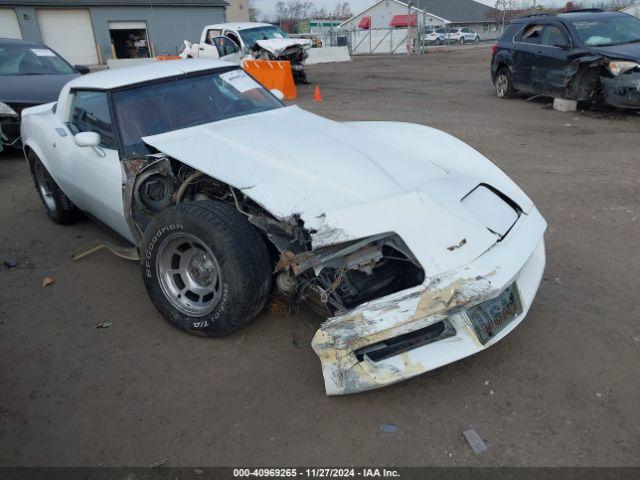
xmin=270 ymin=89 xmax=285 ymax=101
xmin=553 ymin=39 xmax=570 ymax=49
xmin=74 ymin=131 xmax=101 ymax=147
xmin=74 ymin=65 xmax=90 ymax=75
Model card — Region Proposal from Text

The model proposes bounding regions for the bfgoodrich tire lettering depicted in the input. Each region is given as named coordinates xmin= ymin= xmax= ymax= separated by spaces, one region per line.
xmin=140 ymin=201 xmax=272 ymax=337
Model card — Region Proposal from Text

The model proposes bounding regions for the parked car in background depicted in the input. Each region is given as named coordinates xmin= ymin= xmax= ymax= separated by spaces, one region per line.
xmin=423 ymin=28 xmax=448 ymax=45
xmin=0 ymin=38 xmax=87 ymax=151
xmin=446 ymin=27 xmax=480 ymax=44
xmin=21 ymin=59 xmax=546 ymax=395
xmin=491 ymin=10 xmax=640 ymax=109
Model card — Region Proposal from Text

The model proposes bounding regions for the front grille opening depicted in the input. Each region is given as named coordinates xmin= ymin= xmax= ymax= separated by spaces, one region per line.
xmin=354 ymin=319 xmax=456 ymax=363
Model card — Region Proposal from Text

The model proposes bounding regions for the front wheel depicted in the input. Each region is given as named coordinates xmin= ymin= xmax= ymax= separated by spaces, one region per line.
xmin=140 ymin=201 xmax=272 ymax=337
xmin=475 ymin=36 xmax=480 ymax=44
xmin=459 ymin=37 xmax=465 ymax=45
xmin=495 ymin=67 xmax=515 ymax=99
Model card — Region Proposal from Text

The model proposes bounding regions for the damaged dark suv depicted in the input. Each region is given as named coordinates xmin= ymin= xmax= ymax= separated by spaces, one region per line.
xmin=491 ymin=10 xmax=640 ymax=109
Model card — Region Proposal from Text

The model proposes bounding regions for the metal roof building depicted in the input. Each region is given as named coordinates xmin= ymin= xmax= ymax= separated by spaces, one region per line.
xmin=0 ymin=0 xmax=231 ymax=65
xmin=340 ymin=0 xmax=500 ymax=39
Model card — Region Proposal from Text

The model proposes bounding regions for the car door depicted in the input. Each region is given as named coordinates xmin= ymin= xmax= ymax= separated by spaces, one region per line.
xmin=198 ymin=29 xmax=224 ymax=58
xmin=222 ymin=30 xmax=245 ymax=53
xmin=54 ymin=90 xmax=133 ymax=241
xmin=536 ymin=23 xmax=573 ymax=97
xmin=212 ymin=36 xmax=243 ymax=63
xmin=511 ymin=23 xmax=545 ymax=92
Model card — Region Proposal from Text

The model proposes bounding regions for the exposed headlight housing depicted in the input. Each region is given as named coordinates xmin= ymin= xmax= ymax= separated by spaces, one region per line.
xmin=0 ymin=101 xmax=18 ymax=118
xmin=607 ymin=60 xmax=640 ymax=77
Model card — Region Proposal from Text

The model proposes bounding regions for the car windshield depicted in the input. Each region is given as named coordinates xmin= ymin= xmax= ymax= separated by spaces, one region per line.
xmin=0 ymin=44 xmax=75 ymax=76
xmin=571 ymin=15 xmax=640 ymax=46
xmin=238 ymin=26 xmax=289 ymax=47
xmin=112 ymin=68 xmax=283 ymax=154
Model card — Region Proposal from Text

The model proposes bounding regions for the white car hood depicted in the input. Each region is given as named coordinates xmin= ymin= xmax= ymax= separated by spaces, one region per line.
xmin=254 ymin=38 xmax=311 ymax=55
xmin=142 ymin=106 xmax=534 ymax=275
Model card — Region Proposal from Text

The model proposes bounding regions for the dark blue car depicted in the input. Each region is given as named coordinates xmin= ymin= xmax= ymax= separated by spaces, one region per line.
xmin=0 ymin=37 xmax=88 ymax=150
xmin=491 ymin=10 xmax=640 ymax=109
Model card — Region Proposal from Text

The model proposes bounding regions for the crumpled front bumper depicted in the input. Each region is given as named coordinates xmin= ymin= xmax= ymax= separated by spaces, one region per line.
xmin=602 ymin=72 xmax=640 ymax=109
xmin=311 ymin=207 xmax=547 ymax=395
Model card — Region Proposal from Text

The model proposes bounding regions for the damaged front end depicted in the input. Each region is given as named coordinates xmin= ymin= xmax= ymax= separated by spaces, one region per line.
xmin=134 ymin=112 xmax=548 ymax=395
xmin=310 ymin=212 xmax=546 ymax=395
xmin=0 ymin=102 xmax=21 ymax=151
xmin=251 ymin=39 xmax=311 ymax=84
xmin=564 ymin=57 xmax=640 ymax=109
xmin=600 ymin=61 xmax=640 ymax=109
xmin=121 ymin=156 xmax=547 ymax=395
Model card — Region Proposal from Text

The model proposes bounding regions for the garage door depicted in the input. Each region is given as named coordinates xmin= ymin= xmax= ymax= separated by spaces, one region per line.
xmin=38 ymin=9 xmax=98 ymax=65
xmin=0 ymin=8 xmax=22 ymax=39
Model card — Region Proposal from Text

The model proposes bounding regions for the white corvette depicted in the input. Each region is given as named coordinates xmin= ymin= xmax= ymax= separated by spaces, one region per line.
xmin=21 ymin=60 xmax=546 ymax=395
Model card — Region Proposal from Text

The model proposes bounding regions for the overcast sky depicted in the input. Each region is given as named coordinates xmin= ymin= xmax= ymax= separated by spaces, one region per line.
xmin=252 ymin=0 xmax=570 ymax=19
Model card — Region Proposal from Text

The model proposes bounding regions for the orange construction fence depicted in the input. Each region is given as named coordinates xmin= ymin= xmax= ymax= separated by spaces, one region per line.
xmin=242 ymin=59 xmax=297 ymax=100
xmin=156 ymin=55 xmax=181 ymax=61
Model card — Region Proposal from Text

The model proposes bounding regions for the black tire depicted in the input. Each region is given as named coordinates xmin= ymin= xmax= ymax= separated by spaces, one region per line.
xmin=495 ymin=67 xmax=515 ymax=99
xmin=436 ymin=39 xmax=442 ymax=45
xmin=29 ymin=151 xmax=83 ymax=224
xmin=141 ymin=200 xmax=272 ymax=337
xmin=459 ymin=37 xmax=465 ymax=45
xmin=475 ymin=36 xmax=480 ymax=44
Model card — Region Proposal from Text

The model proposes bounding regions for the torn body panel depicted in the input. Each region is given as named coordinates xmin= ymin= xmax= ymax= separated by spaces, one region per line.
xmin=254 ymin=38 xmax=311 ymax=57
xmin=313 ymin=208 xmax=546 ymax=395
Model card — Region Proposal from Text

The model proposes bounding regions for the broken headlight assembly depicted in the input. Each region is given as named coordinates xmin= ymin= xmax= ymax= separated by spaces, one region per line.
xmin=606 ymin=60 xmax=640 ymax=77
xmin=0 ymin=102 xmax=18 ymax=118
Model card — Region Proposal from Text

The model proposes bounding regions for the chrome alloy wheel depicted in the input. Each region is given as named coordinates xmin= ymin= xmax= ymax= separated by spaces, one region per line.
xmin=34 ymin=162 xmax=56 ymax=212
xmin=496 ymin=73 xmax=509 ymax=98
xmin=156 ymin=232 xmax=223 ymax=316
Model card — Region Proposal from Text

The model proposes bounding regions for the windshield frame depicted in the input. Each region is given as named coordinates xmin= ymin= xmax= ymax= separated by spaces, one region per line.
xmin=108 ymin=66 xmax=285 ymax=156
xmin=0 ymin=43 xmax=76 ymax=76
xmin=567 ymin=14 xmax=640 ymax=48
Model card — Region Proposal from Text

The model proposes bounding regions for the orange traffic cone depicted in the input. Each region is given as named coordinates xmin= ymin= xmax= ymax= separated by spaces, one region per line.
xmin=313 ymin=85 xmax=323 ymax=102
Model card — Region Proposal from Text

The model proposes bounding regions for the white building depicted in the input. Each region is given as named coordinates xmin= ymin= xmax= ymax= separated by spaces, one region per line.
xmin=339 ymin=0 xmax=447 ymax=31
xmin=340 ymin=0 xmax=500 ymax=39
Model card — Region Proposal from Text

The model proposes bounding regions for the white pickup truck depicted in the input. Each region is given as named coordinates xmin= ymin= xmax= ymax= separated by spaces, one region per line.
xmin=181 ymin=22 xmax=312 ymax=83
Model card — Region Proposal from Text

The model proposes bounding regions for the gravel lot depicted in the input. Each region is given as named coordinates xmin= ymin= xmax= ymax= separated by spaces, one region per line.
xmin=1 ymin=49 xmax=639 ymax=467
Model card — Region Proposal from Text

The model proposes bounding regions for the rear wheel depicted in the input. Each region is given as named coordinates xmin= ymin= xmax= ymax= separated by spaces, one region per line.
xmin=459 ymin=37 xmax=465 ymax=45
xmin=495 ymin=67 xmax=515 ymax=99
xmin=141 ymin=201 xmax=272 ymax=337
xmin=475 ymin=36 xmax=480 ymax=44
xmin=29 ymin=152 xmax=83 ymax=224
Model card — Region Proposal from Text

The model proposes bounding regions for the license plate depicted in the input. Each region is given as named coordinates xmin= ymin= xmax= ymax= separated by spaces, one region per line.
xmin=467 ymin=283 xmax=523 ymax=345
